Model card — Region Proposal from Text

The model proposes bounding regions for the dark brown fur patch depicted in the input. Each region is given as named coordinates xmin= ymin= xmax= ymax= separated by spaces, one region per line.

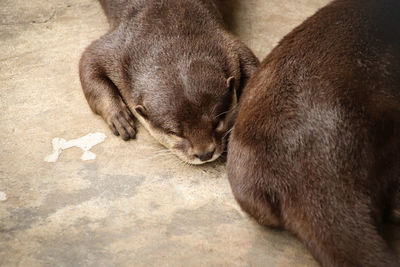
xmin=227 ymin=0 xmax=400 ymax=266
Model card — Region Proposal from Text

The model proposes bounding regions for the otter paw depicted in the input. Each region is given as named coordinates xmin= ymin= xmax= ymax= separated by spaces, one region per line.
xmin=107 ymin=108 xmax=137 ymax=141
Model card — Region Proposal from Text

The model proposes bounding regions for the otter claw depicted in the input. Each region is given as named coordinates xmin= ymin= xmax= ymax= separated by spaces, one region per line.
xmin=107 ymin=109 xmax=137 ymax=140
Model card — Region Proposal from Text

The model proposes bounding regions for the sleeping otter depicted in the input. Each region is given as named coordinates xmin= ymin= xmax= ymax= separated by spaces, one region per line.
xmin=79 ymin=0 xmax=259 ymax=164
xmin=227 ymin=0 xmax=400 ymax=266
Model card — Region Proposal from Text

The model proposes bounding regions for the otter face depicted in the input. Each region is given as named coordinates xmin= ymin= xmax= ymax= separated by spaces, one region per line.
xmin=169 ymin=114 xmax=232 ymax=164
xmin=132 ymin=75 xmax=237 ymax=165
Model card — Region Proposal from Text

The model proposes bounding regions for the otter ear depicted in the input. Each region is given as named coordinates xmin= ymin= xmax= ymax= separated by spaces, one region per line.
xmin=227 ymin=76 xmax=235 ymax=89
xmin=227 ymin=76 xmax=238 ymax=105
xmin=135 ymin=105 xmax=147 ymax=119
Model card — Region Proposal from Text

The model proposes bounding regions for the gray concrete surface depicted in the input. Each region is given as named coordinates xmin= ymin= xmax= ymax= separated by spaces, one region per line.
xmin=1 ymin=0 xmax=399 ymax=266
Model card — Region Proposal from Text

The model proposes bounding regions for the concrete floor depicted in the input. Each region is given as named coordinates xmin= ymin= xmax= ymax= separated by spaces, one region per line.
xmin=1 ymin=0 xmax=399 ymax=266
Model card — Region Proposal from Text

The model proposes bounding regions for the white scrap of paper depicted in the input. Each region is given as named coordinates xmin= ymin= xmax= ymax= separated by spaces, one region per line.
xmin=45 ymin=133 xmax=106 ymax=162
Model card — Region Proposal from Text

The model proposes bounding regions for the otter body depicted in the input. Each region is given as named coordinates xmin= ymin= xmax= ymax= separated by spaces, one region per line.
xmin=227 ymin=0 xmax=400 ymax=266
xmin=80 ymin=0 xmax=259 ymax=164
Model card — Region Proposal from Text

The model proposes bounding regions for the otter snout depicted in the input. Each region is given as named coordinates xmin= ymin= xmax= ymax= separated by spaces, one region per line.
xmin=194 ymin=146 xmax=216 ymax=162
xmin=191 ymin=141 xmax=217 ymax=162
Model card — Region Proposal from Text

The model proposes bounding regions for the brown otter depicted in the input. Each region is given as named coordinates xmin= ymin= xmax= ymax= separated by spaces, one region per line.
xmin=79 ymin=0 xmax=259 ymax=164
xmin=227 ymin=0 xmax=400 ymax=266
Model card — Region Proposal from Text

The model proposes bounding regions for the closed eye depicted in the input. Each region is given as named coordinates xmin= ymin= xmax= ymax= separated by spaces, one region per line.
xmin=167 ymin=131 xmax=180 ymax=136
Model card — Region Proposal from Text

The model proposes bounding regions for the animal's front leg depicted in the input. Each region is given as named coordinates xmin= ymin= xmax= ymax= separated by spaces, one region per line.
xmin=79 ymin=47 xmax=137 ymax=141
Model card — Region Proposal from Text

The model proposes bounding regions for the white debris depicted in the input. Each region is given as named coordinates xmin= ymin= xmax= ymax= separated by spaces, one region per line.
xmin=0 ymin=191 xmax=7 ymax=201
xmin=45 ymin=133 xmax=106 ymax=162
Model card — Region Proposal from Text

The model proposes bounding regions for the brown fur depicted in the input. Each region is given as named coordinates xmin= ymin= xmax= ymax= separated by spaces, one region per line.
xmin=79 ymin=0 xmax=259 ymax=164
xmin=227 ymin=0 xmax=400 ymax=266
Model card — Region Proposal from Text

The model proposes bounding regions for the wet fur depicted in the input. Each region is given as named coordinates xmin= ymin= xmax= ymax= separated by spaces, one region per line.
xmin=79 ymin=0 xmax=259 ymax=164
xmin=227 ymin=0 xmax=400 ymax=266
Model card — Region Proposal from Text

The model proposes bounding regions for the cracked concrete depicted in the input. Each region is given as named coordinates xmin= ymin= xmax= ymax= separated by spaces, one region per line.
xmin=1 ymin=0 xmax=399 ymax=266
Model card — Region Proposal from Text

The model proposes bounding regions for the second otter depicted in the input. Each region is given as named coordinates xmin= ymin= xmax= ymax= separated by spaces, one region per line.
xmin=227 ymin=0 xmax=400 ymax=266
xmin=79 ymin=0 xmax=259 ymax=164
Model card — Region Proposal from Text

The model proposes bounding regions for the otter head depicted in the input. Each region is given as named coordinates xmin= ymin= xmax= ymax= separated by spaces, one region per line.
xmin=133 ymin=59 xmax=238 ymax=164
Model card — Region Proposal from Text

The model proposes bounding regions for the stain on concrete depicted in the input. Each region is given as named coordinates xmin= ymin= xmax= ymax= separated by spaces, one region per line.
xmin=167 ymin=201 xmax=241 ymax=236
xmin=38 ymin=223 xmax=117 ymax=267
xmin=37 ymin=215 xmax=149 ymax=266
xmin=0 ymin=30 xmax=17 ymax=42
xmin=2 ymin=170 xmax=145 ymax=235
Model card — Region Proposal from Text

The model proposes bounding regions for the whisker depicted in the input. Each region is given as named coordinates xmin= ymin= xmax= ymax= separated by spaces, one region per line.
xmin=214 ymin=102 xmax=239 ymax=120
xmin=143 ymin=148 xmax=174 ymax=161
xmin=152 ymin=151 xmax=172 ymax=156
xmin=151 ymin=148 xmax=172 ymax=155
xmin=223 ymin=127 xmax=234 ymax=139
xmin=144 ymin=154 xmax=169 ymax=161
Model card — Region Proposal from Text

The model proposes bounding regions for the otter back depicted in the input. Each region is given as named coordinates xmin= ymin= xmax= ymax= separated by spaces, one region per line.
xmin=227 ymin=0 xmax=400 ymax=266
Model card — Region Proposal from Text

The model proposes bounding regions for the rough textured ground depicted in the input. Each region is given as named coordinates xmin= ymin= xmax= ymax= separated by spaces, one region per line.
xmin=1 ymin=0 xmax=399 ymax=266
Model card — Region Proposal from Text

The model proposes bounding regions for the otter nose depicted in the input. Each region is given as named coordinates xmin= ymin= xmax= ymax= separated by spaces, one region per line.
xmin=195 ymin=149 xmax=215 ymax=162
